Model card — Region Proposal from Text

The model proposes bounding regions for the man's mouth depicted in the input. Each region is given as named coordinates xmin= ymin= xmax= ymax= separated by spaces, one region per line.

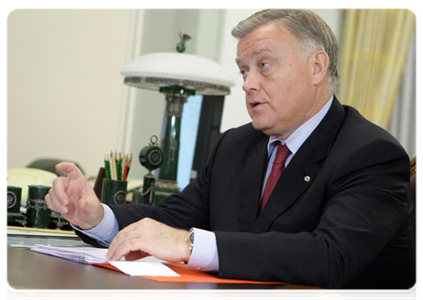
xmin=249 ymin=101 xmax=263 ymax=109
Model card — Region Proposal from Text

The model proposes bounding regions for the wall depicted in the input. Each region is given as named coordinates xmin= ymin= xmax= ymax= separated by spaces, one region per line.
xmin=7 ymin=10 xmax=132 ymax=175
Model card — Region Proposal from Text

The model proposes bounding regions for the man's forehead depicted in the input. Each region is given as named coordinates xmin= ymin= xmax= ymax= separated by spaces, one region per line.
xmin=235 ymin=23 xmax=300 ymax=65
xmin=235 ymin=46 xmax=274 ymax=65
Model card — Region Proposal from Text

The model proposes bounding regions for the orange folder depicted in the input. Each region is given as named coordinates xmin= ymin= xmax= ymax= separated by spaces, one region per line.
xmin=95 ymin=262 xmax=285 ymax=285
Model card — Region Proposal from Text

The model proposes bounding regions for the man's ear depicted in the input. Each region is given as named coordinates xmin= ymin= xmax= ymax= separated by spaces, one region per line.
xmin=311 ymin=51 xmax=330 ymax=86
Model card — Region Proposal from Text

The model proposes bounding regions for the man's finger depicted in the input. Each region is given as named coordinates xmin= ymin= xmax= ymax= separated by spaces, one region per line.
xmin=106 ymin=225 xmax=138 ymax=260
xmin=124 ymin=251 xmax=149 ymax=261
xmin=45 ymin=191 xmax=67 ymax=214
xmin=110 ymin=239 xmax=146 ymax=261
xmin=51 ymin=177 xmax=70 ymax=204
xmin=55 ymin=162 xmax=84 ymax=180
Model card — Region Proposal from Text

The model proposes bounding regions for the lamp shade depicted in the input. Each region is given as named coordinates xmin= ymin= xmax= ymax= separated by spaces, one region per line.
xmin=121 ymin=52 xmax=235 ymax=95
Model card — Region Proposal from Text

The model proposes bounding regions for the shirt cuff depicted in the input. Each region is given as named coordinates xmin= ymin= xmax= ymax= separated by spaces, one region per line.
xmin=186 ymin=228 xmax=219 ymax=272
xmin=71 ymin=203 xmax=119 ymax=246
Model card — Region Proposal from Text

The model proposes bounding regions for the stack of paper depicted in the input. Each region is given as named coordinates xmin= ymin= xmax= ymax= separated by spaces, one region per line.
xmin=31 ymin=245 xmax=111 ymax=264
xmin=8 ymin=226 xmax=77 ymax=237
xmin=30 ymin=245 xmax=180 ymax=277
xmin=30 ymin=245 xmax=285 ymax=284
xmin=7 ymin=226 xmax=85 ymax=248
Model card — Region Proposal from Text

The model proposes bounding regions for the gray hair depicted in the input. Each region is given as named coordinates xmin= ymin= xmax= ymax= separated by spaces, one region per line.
xmin=232 ymin=9 xmax=340 ymax=94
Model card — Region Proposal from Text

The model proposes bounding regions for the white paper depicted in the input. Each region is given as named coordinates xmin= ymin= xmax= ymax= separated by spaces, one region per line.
xmin=30 ymin=245 xmax=179 ymax=277
xmin=110 ymin=261 xmax=179 ymax=277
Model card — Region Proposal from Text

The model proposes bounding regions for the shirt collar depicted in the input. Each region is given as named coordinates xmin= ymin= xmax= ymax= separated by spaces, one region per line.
xmin=267 ymin=95 xmax=334 ymax=156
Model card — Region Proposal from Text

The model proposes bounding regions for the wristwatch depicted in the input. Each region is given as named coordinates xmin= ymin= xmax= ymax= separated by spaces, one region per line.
xmin=186 ymin=228 xmax=194 ymax=254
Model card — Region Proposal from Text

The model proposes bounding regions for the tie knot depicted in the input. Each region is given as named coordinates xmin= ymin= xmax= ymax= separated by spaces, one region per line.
xmin=274 ymin=143 xmax=291 ymax=165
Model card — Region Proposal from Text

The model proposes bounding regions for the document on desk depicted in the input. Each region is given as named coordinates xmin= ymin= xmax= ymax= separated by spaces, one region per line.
xmin=30 ymin=245 xmax=285 ymax=284
xmin=30 ymin=245 xmax=179 ymax=277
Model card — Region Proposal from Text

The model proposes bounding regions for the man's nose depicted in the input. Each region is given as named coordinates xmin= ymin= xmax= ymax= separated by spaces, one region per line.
xmin=242 ymin=72 xmax=261 ymax=93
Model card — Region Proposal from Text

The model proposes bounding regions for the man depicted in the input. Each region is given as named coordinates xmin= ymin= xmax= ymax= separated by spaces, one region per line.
xmin=45 ymin=9 xmax=415 ymax=288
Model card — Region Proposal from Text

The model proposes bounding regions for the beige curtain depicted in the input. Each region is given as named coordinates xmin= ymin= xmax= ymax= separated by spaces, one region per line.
xmin=338 ymin=9 xmax=415 ymax=129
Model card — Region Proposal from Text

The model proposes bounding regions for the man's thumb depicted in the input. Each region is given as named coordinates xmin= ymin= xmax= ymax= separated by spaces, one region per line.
xmin=55 ymin=162 xmax=84 ymax=180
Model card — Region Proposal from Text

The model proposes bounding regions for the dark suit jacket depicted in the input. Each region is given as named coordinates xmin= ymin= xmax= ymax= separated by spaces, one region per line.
xmin=78 ymin=97 xmax=415 ymax=288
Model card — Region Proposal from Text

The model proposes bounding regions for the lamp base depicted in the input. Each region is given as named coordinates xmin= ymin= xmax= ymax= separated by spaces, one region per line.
xmin=152 ymin=179 xmax=180 ymax=206
xmin=157 ymin=86 xmax=193 ymax=182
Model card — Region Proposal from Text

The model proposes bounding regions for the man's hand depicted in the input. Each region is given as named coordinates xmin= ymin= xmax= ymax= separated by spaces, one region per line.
xmin=45 ymin=162 xmax=104 ymax=230
xmin=106 ymin=218 xmax=191 ymax=263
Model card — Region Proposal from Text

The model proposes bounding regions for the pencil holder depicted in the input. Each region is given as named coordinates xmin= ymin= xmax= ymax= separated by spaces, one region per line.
xmin=7 ymin=186 xmax=22 ymax=213
xmin=101 ymin=179 xmax=128 ymax=205
xmin=26 ymin=185 xmax=52 ymax=228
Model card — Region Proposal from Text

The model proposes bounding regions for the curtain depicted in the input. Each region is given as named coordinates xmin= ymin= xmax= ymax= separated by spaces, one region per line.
xmin=338 ymin=9 xmax=416 ymax=129
xmin=388 ymin=37 xmax=416 ymax=158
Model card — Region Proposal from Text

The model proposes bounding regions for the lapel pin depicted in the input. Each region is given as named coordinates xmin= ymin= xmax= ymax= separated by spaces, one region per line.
xmin=304 ymin=175 xmax=311 ymax=182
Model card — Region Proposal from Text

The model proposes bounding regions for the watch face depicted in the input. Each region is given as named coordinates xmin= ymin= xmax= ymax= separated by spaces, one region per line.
xmin=189 ymin=230 xmax=195 ymax=244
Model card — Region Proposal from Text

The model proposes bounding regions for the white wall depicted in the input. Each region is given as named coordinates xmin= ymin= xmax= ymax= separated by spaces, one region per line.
xmin=8 ymin=10 xmax=132 ymax=175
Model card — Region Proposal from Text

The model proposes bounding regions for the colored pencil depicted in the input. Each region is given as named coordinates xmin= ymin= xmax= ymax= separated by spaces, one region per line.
xmin=104 ymin=152 xmax=132 ymax=181
xmin=104 ymin=153 xmax=111 ymax=179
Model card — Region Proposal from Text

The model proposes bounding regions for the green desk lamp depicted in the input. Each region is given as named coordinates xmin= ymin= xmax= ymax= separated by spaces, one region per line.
xmin=121 ymin=34 xmax=235 ymax=204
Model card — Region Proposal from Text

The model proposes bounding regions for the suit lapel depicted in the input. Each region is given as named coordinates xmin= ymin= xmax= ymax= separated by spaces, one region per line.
xmin=252 ymin=139 xmax=319 ymax=232
xmin=252 ymin=97 xmax=346 ymax=232
xmin=239 ymin=135 xmax=268 ymax=232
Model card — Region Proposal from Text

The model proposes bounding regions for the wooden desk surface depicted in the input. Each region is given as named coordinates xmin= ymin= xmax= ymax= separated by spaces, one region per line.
xmin=8 ymin=247 xmax=319 ymax=290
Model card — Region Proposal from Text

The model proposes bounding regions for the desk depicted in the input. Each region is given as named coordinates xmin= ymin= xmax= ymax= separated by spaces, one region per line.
xmin=8 ymin=247 xmax=319 ymax=289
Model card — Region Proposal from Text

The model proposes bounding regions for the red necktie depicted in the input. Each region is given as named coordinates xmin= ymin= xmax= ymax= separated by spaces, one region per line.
xmin=260 ymin=142 xmax=291 ymax=211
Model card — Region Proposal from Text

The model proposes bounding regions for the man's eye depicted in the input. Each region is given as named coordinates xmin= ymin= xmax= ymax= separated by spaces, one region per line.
xmin=240 ymin=70 xmax=249 ymax=78
xmin=261 ymin=62 xmax=270 ymax=69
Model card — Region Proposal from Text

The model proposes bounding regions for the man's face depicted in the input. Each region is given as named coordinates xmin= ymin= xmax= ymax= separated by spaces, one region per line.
xmin=236 ymin=22 xmax=318 ymax=139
